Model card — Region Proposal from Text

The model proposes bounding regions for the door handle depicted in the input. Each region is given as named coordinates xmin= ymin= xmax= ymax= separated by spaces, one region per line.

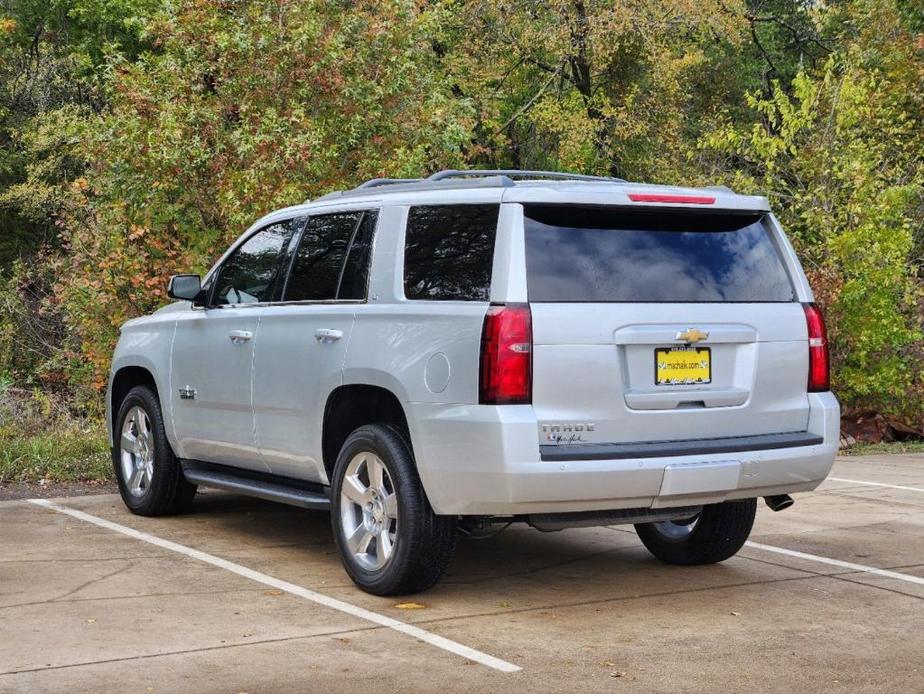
xmin=315 ymin=328 xmax=343 ymax=343
xmin=228 ymin=330 xmax=253 ymax=345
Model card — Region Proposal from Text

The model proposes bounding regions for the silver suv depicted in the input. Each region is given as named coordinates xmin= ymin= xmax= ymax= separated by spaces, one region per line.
xmin=107 ymin=170 xmax=839 ymax=594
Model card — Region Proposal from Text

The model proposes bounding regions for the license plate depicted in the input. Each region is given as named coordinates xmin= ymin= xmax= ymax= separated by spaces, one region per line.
xmin=655 ymin=347 xmax=711 ymax=385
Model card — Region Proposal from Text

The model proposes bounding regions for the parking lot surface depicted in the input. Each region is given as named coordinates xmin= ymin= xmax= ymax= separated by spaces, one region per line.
xmin=1 ymin=455 xmax=922 ymax=693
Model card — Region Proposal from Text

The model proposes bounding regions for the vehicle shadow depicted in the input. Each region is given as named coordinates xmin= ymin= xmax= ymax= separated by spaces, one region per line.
xmin=182 ymin=490 xmax=751 ymax=600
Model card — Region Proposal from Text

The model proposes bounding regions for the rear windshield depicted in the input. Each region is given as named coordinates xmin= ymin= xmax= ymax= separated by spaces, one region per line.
xmin=524 ymin=205 xmax=795 ymax=303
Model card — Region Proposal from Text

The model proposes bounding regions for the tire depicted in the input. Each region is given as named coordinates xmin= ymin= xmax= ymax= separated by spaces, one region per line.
xmin=330 ymin=424 xmax=456 ymax=595
xmin=112 ymin=385 xmax=197 ymax=516
xmin=634 ymin=499 xmax=757 ymax=565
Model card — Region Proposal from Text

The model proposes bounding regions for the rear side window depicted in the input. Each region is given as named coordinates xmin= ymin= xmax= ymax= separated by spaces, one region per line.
xmin=338 ymin=211 xmax=377 ymax=300
xmin=524 ymin=205 xmax=794 ymax=303
xmin=285 ymin=212 xmax=362 ymax=301
xmin=403 ymin=204 xmax=499 ymax=301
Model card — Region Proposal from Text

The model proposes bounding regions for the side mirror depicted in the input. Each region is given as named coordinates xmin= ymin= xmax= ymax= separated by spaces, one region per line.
xmin=167 ymin=274 xmax=204 ymax=304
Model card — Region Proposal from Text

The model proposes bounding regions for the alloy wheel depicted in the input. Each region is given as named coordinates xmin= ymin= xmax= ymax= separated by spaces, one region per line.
xmin=339 ymin=452 xmax=399 ymax=571
xmin=120 ymin=406 xmax=154 ymax=497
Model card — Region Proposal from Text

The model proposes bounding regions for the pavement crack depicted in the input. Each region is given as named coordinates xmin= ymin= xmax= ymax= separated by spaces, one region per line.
xmin=0 ymin=625 xmax=392 ymax=676
xmin=445 ymin=544 xmax=638 ymax=585
xmin=739 ymin=554 xmax=924 ymax=601
xmin=0 ymin=586 xmax=268 ymax=612
xmin=49 ymin=562 xmax=135 ymax=604
xmin=412 ymin=573 xmax=824 ymax=627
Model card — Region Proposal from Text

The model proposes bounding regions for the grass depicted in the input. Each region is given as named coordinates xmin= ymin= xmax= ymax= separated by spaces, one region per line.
xmin=0 ymin=387 xmax=112 ymax=483
xmin=840 ymin=440 xmax=924 ymax=456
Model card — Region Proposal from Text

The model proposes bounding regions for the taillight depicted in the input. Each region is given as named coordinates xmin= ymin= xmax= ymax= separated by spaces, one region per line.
xmin=803 ymin=303 xmax=830 ymax=392
xmin=479 ymin=304 xmax=532 ymax=404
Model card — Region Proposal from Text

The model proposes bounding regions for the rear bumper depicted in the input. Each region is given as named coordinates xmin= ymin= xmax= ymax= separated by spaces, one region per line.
xmin=407 ymin=392 xmax=840 ymax=516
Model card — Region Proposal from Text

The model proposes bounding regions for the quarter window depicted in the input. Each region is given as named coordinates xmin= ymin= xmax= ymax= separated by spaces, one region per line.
xmin=213 ymin=222 xmax=294 ymax=305
xmin=403 ymin=204 xmax=499 ymax=301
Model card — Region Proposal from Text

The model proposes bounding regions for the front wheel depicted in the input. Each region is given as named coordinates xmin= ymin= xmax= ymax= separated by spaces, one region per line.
xmin=331 ymin=424 xmax=456 ymax=595
xmin=113 ymin=385 xmax=197 ymax=516
xmin=634 ymin=499 xmax=757 ymax=565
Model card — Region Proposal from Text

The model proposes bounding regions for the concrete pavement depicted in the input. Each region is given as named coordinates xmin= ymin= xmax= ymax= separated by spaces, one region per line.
xmin=1 ymin=455 xmax=922 ymax=693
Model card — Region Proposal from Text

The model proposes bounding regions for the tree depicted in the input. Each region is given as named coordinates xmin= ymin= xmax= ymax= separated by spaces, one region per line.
xmin=700 ymin=0 xmax=924 ymax=419
xmin=0 ymin=0 xmax=159 ymax=268
xmin=54 ymin=0 xmax=475 ymax=388
xmin=429 ymin=0 xmax=753 ymax=180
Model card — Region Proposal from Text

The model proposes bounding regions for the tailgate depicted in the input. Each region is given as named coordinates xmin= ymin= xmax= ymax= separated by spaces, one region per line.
xmin=522 ymin=204 xmax=811 ymax=448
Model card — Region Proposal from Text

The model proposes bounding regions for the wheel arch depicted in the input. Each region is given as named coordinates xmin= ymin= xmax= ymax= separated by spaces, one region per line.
xmin=108 ymin=363 xmax=161 ymax=447
xmin=322 ymin=384 xmax=413 ymax=484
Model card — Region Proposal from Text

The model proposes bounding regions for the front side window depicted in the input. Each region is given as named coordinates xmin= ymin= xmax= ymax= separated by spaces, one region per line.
xmin=284 ymin=212 xmax=366 ymax=301
xmin=213 ymin=221 xmax=294 ymax=305
xmin=403 ymin=204 xmax=499 ymax=301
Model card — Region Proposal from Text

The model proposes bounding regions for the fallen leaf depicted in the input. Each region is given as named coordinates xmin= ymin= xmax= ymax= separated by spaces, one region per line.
xmin=264 ymin=589 xmax=283 ymax=596
xmin=393 ymin=602 xmax=426 ymax=609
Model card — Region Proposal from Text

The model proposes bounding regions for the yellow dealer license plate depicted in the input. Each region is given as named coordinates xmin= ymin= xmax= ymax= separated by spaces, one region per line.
xmin=655 ymin=347 xmax=711 ymax=385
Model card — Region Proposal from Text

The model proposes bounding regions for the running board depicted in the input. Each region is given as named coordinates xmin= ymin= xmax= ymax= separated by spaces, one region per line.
xmin=180 ymin=461 xmax=330 ymax=510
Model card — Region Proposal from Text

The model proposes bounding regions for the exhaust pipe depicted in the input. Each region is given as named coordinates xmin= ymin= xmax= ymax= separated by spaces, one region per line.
xmin=764 ymin=494 xmax=794 ymax=512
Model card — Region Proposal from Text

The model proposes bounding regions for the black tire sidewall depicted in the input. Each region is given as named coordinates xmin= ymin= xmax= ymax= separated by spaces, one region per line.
xmin=112 ymin=385 xmax=188 ymax=515
xmin=635 ymin=499 xmax=757 ymax=565
xmin=330 ymin=424 xmax=452 ymax=595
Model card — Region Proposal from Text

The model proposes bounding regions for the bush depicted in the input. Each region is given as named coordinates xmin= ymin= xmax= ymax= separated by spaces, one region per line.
xmin=698 ymin=5 xmax=924 ymax=420
xmin=0 ymin=385 xmax=109 ymax=483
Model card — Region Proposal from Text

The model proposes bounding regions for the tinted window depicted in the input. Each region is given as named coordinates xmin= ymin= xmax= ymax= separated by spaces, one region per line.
xmin=524 ymin=206 xmax=794 ymax=303
xmin=213 ymin=222 xmax=293 ymax=305
xmin=338 ymin=211 xmax=378 ymax=300
xmin=403 ymin=204 xmax=499 ymax=301
xmin=285 ymin=212 xmax=362 ymax=301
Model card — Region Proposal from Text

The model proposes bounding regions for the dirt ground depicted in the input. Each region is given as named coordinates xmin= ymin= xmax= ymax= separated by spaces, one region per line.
xmin=0 ymin=480 xmax=117 ymax=501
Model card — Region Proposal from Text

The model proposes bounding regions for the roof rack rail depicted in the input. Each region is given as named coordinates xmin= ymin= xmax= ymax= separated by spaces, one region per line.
xmin=428 ymin=169 xmax=625 ymax=183
xmin=307 ymin=168 xmax=627 ymax=203
xmin=356 ymin=177 xmax=423 ymax=189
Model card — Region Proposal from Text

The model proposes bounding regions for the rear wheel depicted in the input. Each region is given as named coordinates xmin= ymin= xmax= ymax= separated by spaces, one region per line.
xmin=634 ymin=499 xmax=757 ymax=565
xmin=331 ymin=424 xmax=456 ymax=595
xmin=113 ymin=385 xmax=197 ymax=516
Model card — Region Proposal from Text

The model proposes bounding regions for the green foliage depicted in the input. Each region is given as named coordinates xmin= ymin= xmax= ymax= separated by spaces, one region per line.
xmin=1 ymin=0 xmax=924 ymax=450
xmin=0 ymin=388 xmax=109 ymax=482
xmin=428 ymin=0 xmax=753 ymax=181
xmin=0 ymin=0 xmax=159 ymax=269
xmin=699 ymin=1 xmax=924 ymax=417
xmin=51 ymin=0 xmax=475 ymax=386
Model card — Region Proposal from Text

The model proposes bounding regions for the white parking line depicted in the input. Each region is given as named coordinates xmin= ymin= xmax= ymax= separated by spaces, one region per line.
xmin=27 ymin=498 xmax=521 ymax=673
xmin=746 ymin=541 xmax=924 ymax=586
xmin=828 ymin=477 xmax=924 ymax=493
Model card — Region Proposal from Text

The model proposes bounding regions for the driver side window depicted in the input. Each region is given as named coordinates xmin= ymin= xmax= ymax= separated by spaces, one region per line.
xmin=212 ymin=221 xmax=294 ymax=306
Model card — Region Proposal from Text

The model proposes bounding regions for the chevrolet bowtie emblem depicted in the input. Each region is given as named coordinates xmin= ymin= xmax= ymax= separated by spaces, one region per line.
xmin=676 ymin=328 xmax=709 ymax=344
